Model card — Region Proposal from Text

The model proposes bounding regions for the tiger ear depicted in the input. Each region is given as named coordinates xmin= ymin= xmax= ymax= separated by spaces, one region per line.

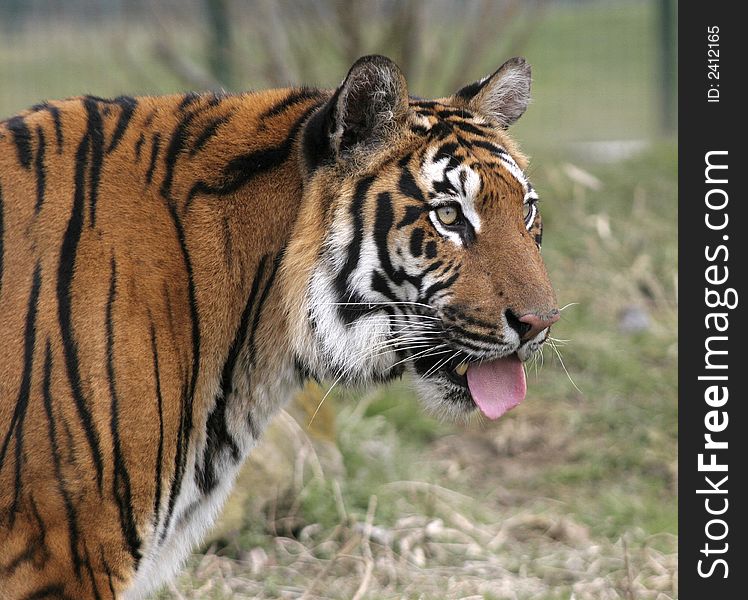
xmin=328 ymin=55 xmax=409 ymax=157
xmin=453 ymin=57 xmax=531 ymax=128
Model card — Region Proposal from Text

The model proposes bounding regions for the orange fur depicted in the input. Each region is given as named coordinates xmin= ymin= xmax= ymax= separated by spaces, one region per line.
xmin=0 ymin=56 xmax=556 ymax=599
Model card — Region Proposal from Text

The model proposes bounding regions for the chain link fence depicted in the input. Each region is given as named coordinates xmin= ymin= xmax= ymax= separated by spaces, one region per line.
xmin=1 ymin=0 xmax=675 ymax=154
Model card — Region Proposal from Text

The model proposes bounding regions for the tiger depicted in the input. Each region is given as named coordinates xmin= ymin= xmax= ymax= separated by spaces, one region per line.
xmin=0 ymin=54 xmax=558 ymax=598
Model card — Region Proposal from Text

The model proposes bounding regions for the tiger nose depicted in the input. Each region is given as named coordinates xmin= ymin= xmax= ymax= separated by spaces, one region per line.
xmin=506 ymin=310 xmax=560 ymax=341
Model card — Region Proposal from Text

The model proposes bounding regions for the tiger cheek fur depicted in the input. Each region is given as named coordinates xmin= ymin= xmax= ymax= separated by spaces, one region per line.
xmin=0 ymin=55 xmax=557 ymax=598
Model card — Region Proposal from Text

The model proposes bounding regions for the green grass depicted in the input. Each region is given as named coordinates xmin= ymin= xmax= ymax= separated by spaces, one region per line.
xmin=514 ymin=1 xmax=661 ymax=147
xmin=498 ymin=143 xmax=678 ymax=538
xmin=1 ymin=1 xmax=662 ymax=148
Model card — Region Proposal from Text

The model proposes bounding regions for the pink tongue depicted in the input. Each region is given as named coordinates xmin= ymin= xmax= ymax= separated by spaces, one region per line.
xmin=466 ymin=355 xmax=526 ymax=420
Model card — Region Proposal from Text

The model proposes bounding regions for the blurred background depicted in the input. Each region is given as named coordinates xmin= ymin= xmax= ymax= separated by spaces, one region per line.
xmin=1 ymin=1 xmax=677 ymax=598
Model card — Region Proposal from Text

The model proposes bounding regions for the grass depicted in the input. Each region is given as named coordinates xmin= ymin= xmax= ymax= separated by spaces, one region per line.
xmin=513 ymin=1 xmax=661 ymax=147
xmin=1 ymin=1 xmax=662 ymax=147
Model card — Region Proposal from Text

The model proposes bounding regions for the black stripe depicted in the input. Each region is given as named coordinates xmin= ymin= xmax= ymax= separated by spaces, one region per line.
xmin=454 ymin=133 xmax=474 ymax=150
xmin=161 ymin=93 xmax=230 ymax=200
xmin=189 ymin=114 xmax=231 ymax=156
xmin=428 ymin=120 xmax=453 ymax=140
xmin=186 ymin=101 xmax=323 ymax=205
xmin=370 ymin=269 xmax=397 ymax=302
xmin=246 ymin=250 xmax=283 ymax=365
xmin=35 ymin=126 xmax=46 ymax=213
xmin=50 ymin=105 xmax=64 ymax=153
xmin=436 ymin=108 xmax=475 ymax=120
xmin=442 ymin=305 xmax=498 ymax=330
xmin=374 ymin=192 xmax=423 ymax=289
xmin=99 ymin=546 xmax=117 ymax=599
xmin=107 ymin=96 xmax=138 ymax=154
xmin=145 ymin=133 xmax=161 ymax=184
xmin=447 ymin=325 xmax=502 ymax=346
xmin=398 ymin=166 xmax=425 ymax=202
xmin=81 ymin=541 xmax=102 ymax=600
xmin=450 ymin=119 xmax=493 ymax=137
xmin=105 ymin=255 xmax=142 ymax=567
xmin=293 ymin=355 xmax=317 ymax=384
xmin=411 ymin=99 xmax=440 ymax=109
xmin=0 ymin=263 xmax=41 ymax=526
xmin=30 ymin=102 xmax=64 ymax=152
xmin=160 ymin=109 xmax=201 ymax=202
xmin=396 ymin=204 xmax=423 ymax=229
xmin=42 ymin=341 xmax=85 ymax=578
xmin=420 ymin=259 xmax=444 ymax=277
xmin=434 ymin=142 xmax=460 ymax=166
xmin=134 ymin=133 xmax=145 ymax=162
xmin=471 ymin=140 xmax=505 ymax=155
xmin=57 ymin=128 xmax=104 ymax=491
xmin=2 ymin=542 xmax=36 ymax=577
xmin=409 ymin=227 xmax=424 ymax=257
xmin=421 ymin=270 xmax=460 ymax=303
xmin=445 ymin=335 xmax=503 ymax=355
xmin=160 ymin=205 xmax=201 ymax=541
xmin=334 ymin=175 xmax=375 ymax=323
xmin=425 ymin=240 xmax=437 ymax=259
xmin=28 ymin=494 xmax=50 ymax=565
xmin=225 ymin=255 xmax=268 ymax=392
xmin=20 ymin=586 xmax=75 ymax=600
xmin=160 ymin=379 xmax=186 ymax=544
xmin=83 ymin=97 xmax=105 ymax=228
xmin=259 ymin=88 xmax=324 ymax=122
xmin=149 ymin=321 xmax=165 ymax=532
xmin=195 ymin=254 xmax=269 ymax=493
xmin=178 ymin=92 xmax=202 ymax=111
xmin=197 ymin=402 xmax=236 ymax=493
xmin=11 ymin=263 xmax=42 ymax=522
xmin=59 ymin=411 xmax=77 ymax=466
xmin=6 ymin=115 xmax=33 ymax=169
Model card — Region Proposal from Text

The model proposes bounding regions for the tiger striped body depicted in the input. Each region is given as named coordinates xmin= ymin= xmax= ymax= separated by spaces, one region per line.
xmin=1 ymin=56 xmax=558 ymax=598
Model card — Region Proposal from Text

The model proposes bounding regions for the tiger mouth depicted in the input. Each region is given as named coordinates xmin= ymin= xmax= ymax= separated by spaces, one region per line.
xmin=414 ymin=348 xmax=528 ymax=421
xmin=414 ymin=350 xmax=472 ymax=388
xmin=444 ymin=357 xmax=470 ymax=386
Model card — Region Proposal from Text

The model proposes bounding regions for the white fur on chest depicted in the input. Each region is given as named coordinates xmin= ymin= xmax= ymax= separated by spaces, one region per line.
xmin=124 ymin=364 xmax=298 ymax=599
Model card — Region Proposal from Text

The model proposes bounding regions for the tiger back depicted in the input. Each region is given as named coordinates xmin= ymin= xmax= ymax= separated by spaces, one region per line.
xmin=0 ymin=55 xmax=558 ymax=598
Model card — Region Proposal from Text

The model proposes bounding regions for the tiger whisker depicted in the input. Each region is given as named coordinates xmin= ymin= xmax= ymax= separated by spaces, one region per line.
xmin=387 ymin=344 xmax=450 ymax=371
xmin=324 ymin=301 xmax=441 ymax=317
xmin=422 ymin=349 xmax=462 ymax=379
xmin=309 ymin=341 xmax=451 ymax=427
xmin=548 ymin=338 xmax=582 ymax=394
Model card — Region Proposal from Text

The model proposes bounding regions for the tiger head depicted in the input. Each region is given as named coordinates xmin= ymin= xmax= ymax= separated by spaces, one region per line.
xmin=284 ymin=55 xmax=558 ymax=421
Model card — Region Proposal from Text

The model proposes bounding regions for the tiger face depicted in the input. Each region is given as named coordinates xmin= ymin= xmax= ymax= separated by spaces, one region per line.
xmin=287 ymin=55 xmax=558 ymax=421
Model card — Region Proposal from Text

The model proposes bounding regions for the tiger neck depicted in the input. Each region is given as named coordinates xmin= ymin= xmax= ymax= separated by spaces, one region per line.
xmin=177 ymin=90 xmax=328 ymax=458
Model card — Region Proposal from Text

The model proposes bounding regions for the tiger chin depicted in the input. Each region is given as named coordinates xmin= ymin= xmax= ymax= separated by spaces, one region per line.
xmin=0 ymin=55 xmax=558 ymax=598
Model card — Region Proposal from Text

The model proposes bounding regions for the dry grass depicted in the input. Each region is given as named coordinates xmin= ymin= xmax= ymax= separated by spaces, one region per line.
xmin=167 ymin=477 xmax=676 ymax=600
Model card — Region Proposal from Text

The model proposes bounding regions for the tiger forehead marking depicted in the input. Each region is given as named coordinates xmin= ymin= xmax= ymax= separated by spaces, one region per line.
xmin=1 ymin=54 xmax=557 ymax=599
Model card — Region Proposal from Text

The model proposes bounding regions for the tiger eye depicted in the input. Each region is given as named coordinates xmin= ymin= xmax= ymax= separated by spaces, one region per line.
xmin=436 ymin=205 xmax=459 ymax=226
xmin=523 ymin=202 xmax=532 ymax=220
